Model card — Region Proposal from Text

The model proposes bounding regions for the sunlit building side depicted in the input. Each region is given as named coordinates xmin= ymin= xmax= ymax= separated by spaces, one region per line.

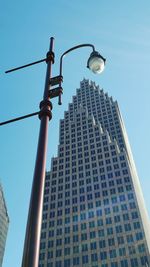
xmin=39 ymin=79 xmax=150 ymax=267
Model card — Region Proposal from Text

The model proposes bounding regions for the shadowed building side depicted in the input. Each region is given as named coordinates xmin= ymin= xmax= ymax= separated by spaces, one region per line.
xmin=0 ymin=184 xmax=9 ymax=267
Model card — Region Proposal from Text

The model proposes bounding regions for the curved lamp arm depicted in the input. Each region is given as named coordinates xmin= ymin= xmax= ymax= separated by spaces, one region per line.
xmin=57 ymin=43 xmax=105 ymax=105
xmin=59 ymin=44 xmax=95 ymax=77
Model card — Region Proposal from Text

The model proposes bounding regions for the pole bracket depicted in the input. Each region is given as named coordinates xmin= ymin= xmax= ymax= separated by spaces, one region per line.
xmin=49 ymin=75 xmax=63 ymax=86
xmin=48 ymin=87 xmax=63 ymax=105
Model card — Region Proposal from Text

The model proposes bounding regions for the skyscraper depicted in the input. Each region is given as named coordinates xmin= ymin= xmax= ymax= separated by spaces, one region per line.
xmin=39 ymin=79 xmax=150 ymax=267
xmin=0 ymin=184 xmax=9 ymax=267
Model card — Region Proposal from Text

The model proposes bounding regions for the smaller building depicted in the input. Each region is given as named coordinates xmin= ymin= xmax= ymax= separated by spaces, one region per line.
xmin=0 ymin=184 xmax=9 ymax=267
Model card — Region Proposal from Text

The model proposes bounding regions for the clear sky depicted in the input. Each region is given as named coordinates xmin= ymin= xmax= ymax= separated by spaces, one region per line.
xmin=1 ymin=1 xmax=150 ymax=267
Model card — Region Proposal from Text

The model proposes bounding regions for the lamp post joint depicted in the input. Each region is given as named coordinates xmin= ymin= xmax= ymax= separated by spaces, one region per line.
xmin=46 ymin=51 xmax=55 ymax=64
xmin=38 ymin=99 xmax=52 ymax=120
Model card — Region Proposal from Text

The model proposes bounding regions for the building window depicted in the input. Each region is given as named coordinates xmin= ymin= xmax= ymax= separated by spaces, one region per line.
xmin=73 ymin=257 xmax=80 ymax=265
xmin=110 ymin=249 xmax=117 ymax=258
xmin=90 ymin=231 xmax=96 ymax=239
xmin=136 ymin=232 xmax=143 ymax=241
xmin=64 ymin=247 xmax=70 ymax=256
xmin=64 ymin=259 xmax=71 ymax=267
xmin=111 ymin=262 xmax=118 ymax=267
xmin=65 ymin=237 xmax=70 ymax=244
xmin=140 ymin=256 xmax=148 ymax=266
xmin=81 ymin=233 xmax=87 ymax=241
xmin=99 ymin=240 xmax=106 ymax=248
xmin=100 ymin=251 xmax=107 ymax=260
xmin=117 ymin=236 xmax=124 ymax=245
xmin=108 ymin=238 xmax=115 ymax=246
xmin=55 ymin=261 xmax=62 ymax=267
xmin=82 ymin=255 xmax=89 ymax=264
xmin=138 ymin=243 xmax=145 ymax=253
xmin=119 ymin=247 xmax=126 ymax=256
xmin=55 ymin=249 xmax=61 ymax=257
xmin=120 ymin=259 xmax=128 ymax=267
xmin=91 ymin=253 xmax=98 ymax=262
xmin=90 ymin=242 xmax=97 ymax=250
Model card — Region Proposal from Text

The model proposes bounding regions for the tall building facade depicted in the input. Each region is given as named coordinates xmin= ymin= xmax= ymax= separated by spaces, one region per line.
xmin=0 ymin=184 xmax=9 ymax=267
xmin=39 ymin=79 xmax=150 ymax=267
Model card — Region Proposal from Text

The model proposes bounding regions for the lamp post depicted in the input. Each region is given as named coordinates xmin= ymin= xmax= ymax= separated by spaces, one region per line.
xmin=21 ymin=37 xmax=54 ymax=267
xmin=3 ymin=37 xmax=106 ymax=267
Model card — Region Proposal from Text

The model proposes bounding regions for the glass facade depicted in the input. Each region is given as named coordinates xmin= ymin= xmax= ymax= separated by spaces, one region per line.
xmin=0 ymin=184 xmax=9 ymax=266
xmin=39 ymin=79 xmax=150 ymax=267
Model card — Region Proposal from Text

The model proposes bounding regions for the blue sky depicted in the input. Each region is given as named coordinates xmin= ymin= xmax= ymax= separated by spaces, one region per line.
xmin=1 ymin=1 xmax=150 ymax=266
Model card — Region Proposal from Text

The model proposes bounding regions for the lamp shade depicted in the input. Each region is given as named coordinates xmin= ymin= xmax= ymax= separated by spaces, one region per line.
xmin=87 ymin=51 xmax=106 ymax=74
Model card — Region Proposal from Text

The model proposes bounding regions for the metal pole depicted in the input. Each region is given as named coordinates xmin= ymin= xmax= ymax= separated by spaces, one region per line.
xmin=21 ymin=37 xmax=54 ymax=267
xmin=0 ymin=111 xmax=39 ymax=126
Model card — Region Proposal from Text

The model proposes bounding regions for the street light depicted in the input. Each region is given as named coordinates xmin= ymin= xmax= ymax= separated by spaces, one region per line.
xmin=87 ymin=51 xmax=106 ymax=74
xmin=2 ymin=37 xmax=106 ymax=267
